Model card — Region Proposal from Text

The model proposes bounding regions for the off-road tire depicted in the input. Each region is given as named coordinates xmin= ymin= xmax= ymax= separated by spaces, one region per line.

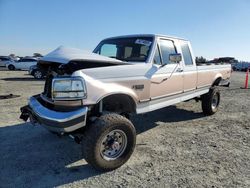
xmin=82 ymin=113 xmax=136 ymax=171
xmin=8 ymin=65 xmax=15 ymax=70
xmin=201 ymin=87 xmax=220 ymax=115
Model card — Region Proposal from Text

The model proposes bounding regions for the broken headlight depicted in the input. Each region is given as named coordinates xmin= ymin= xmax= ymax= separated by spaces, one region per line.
xmin=52 ymin=77 xmax=87 ymax=100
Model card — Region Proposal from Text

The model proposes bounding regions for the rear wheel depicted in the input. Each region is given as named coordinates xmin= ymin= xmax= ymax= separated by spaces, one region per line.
xmin=82 ymin=113 xmax=136 ymax=171
xmin=33 ymin=70 xmax=43 ymax=79
xmin=201 ymin=87 xmax=220 ymax=115
xmin=8 ymin=65 xmax=15 ymax=70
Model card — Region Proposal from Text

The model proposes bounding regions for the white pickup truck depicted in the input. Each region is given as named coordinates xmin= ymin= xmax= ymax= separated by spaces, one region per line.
xmin=20 ymin=34 xmax=231 ymax=171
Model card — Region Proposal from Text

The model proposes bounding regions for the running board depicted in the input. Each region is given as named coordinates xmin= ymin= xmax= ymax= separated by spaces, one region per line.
xmin=136 ymin=88 xmax=209 ymax=114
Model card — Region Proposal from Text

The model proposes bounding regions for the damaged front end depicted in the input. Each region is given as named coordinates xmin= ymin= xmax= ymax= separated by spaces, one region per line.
xmin=20 ymin=46 xmax=129 ymax=133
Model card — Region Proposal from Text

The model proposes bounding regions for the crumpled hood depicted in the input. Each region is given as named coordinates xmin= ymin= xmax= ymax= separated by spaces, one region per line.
xmin=39 ymin=46 xmax=150 ymax=79
xmin=41 ymin=46 xmax=123 ymax=64
xmin=73 ymin=63 xmax=152 ymax=80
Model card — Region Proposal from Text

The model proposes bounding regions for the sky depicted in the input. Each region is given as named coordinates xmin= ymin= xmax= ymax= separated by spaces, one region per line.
xmin=0 ymin=0 xmax=250 ymax=61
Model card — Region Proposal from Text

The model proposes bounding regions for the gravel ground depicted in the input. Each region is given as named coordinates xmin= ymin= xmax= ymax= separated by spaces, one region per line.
xmin=0 ymin=69 xmax=249 ymax=188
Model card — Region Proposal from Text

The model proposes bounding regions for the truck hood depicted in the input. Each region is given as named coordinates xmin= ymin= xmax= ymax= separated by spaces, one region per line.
xmin=40 ymin=46 xmax=151 ymax=79
xmin=41 ymin=46 xmax=123 ymax=64
xmin=73 ymin=63 xmax=152 ymax=80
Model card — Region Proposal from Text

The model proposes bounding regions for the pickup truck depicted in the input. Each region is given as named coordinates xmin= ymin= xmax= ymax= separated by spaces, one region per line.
xmin=20 ymin=34 xmax=231 ymax=171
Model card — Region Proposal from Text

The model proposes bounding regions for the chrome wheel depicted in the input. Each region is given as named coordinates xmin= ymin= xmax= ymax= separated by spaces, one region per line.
xmin=212 ymin=93 xmax=219 ymax=110
xmin=100 ymin=129 xmax=127 ymax=161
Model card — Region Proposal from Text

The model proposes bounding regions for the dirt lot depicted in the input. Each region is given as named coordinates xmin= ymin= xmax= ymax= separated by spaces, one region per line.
xmin=0 ymin=69 xmax=249 ymax=188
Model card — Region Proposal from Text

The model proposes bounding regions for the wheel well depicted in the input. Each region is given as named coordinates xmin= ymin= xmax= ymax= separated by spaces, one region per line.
xmin=91 ymin=94 xmax=136 ymax=115
xmin=31 ymin=69 xmax=36 ymax=75
xmin=212 ymin=77 xmax=222 ymax=86
xmin=33 ymin=69 xmax=40 ymax=74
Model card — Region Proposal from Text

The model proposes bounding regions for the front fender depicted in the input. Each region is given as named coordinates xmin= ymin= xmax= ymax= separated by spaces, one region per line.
xmin=72 ymin=71 xmax=139 ymax=106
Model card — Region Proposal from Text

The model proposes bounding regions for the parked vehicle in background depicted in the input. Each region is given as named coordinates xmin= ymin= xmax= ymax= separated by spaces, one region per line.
xmin=9 ymin=55 xmax=21 ymax=61
xmin=28 ymin=65 xmax=36 ymax=75
xmin=20 ymin=34 xmax=231 ymax=171
xmin=232 ymin=62 xmax=250 ymax=71
xmin=6 ymin=57 xmax=37 ymax=70
xmin=0 ymin=56 xmax=14 ymax=67
xmin=29 ymin=65 xmax=46 ymax=79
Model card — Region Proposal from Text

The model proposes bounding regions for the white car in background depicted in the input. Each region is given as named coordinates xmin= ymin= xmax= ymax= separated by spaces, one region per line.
xmin=0 ymin=56 xmax=14 ymax=67
xmin=6 ymin=57 xmax=38 ymax=70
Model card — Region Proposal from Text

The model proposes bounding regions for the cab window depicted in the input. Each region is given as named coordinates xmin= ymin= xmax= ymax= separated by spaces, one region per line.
xmin=159 ymin=39 xmax=176 ymax=64
xmin=181 ymin=42 xmax=193 ymax=65
xmin=94 ymin=37 xmax=153 ymax=62
xmin=99 ymin=44 xmax=117 ymax=58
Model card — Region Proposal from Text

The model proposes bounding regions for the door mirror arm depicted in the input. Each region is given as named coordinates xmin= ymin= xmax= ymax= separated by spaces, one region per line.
xmin=160 ymin=63 xmax=167 ymax=68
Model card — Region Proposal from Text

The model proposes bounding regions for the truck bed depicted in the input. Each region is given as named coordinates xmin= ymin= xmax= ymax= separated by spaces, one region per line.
xmin=196 ymin=64 xmax=231 ymax=89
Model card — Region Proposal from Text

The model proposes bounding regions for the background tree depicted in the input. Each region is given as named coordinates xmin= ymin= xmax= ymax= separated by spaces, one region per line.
xmin=9 ymin=54 xmax=16 ymax=58
xmin=33 ymin=53 xmax=43 ymax=57
xmin=195 ymin=56 xmax=207 ymax=64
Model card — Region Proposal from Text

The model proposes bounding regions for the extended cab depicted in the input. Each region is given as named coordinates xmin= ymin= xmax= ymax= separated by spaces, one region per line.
xmin=20 ymin=34 xmax=231 ymax=171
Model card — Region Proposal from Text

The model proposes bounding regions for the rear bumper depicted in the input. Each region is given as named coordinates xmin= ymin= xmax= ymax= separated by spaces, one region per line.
xmin=28 ymin=69 xmax=33 ymax=75
xmin=20 ymin=96 xmax=88 ymax=133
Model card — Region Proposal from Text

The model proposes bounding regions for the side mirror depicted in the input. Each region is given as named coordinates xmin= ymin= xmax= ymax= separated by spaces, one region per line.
xmin=169 ymin=53 xmax=182 ymax=63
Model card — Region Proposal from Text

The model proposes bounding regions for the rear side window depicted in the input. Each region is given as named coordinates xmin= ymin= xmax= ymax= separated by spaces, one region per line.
xmin=159 ymin=39 xmax=176 ymax=64
xmin=181 ymin=42 xmax=193 ymax=65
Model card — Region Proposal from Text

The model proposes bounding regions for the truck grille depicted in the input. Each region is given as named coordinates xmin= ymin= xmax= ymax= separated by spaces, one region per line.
xmin=43 ymin=74 xmax=53 ymax=98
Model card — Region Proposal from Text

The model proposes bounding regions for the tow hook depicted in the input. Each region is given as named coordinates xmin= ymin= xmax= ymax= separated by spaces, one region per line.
xmin=20 ymin=106 xmax=39 ymax=125
xmin=20 ymin=105 xmax=31 ymax=121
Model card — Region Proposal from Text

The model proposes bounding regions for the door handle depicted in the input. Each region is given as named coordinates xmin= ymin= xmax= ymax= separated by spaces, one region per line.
xmin=176 ymin=68 xmax=183 ymax=72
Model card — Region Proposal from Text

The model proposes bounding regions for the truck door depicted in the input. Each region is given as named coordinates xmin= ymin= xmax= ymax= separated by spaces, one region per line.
xmin=180 ymin=41 xmax=197 ymax=92
xmin=149 ymin=39 xmax=183 ymax=99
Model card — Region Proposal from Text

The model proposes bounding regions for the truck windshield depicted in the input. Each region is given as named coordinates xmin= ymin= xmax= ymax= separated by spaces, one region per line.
xmin=93 ymin=37 xmax=153 ymax=62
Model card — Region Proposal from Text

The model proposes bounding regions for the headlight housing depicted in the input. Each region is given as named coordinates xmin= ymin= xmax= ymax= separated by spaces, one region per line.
xmin=52 ymin=77 xmax=87 ymax=100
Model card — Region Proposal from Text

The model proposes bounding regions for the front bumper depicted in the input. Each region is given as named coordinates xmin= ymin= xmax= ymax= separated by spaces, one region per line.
xmin=20 ymin=96 xmax=88 ymax=133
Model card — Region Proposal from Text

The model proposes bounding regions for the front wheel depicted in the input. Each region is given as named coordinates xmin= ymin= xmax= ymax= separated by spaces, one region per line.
xmin=82 ymin=113 xmax=136 ymax=171
xmin=201 ymin=87 xmax=220 ymax=115
xmin=8 ymin=65 xmax=15 ymax=70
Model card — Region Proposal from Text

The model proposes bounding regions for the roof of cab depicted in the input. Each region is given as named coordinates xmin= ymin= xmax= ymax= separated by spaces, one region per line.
xmin=102 ymin=34 xmax=188 ymax=41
